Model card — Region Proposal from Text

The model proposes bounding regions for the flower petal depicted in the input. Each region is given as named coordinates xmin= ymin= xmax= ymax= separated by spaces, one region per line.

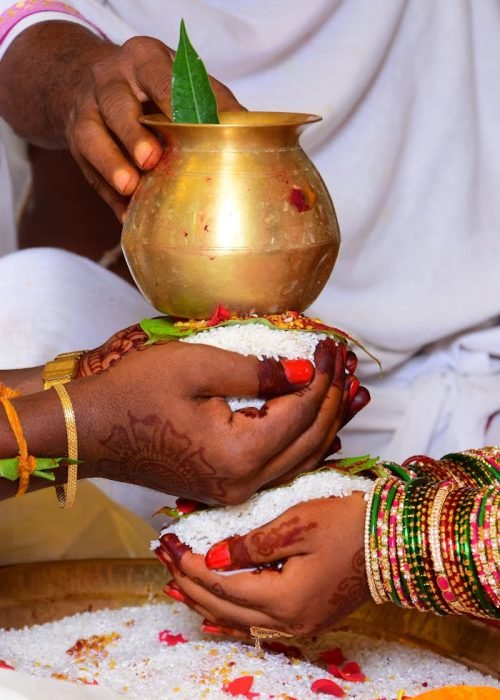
xmin=311 ymin=678 xmax=345 ymax=696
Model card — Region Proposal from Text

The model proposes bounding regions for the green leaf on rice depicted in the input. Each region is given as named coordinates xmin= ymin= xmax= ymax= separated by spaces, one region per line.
xmin=171 ymin=19 xmax=219 ymax=124
xmin=140 ymin=317 xmax=195 ymax=343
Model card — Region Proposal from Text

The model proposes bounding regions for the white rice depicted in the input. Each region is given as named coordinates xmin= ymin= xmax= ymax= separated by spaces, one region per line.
xmin=1 ymin=602 xmax=497 ymax=699
xmin=180 ymin=324 xmax=327 ymax=362
xmin=181 ymin=324 xmax=327 ymax=411
xmin=156 ymin=469 xmax=372 ymax=555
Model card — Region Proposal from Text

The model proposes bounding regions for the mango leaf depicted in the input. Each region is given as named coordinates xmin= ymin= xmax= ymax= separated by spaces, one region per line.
xmin=0 ymin=457 xmax=77 ymax=482
xmin=172 ymin=19 xmax=219 ymax=124
xmin=140 ymin=317 xmax=195 ymax=343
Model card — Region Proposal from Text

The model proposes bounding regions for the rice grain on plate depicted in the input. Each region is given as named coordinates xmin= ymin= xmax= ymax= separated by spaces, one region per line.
xmin=1 ymin=603 xmax=498 ymax=699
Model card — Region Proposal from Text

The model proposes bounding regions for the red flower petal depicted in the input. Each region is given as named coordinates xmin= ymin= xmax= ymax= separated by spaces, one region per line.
xmin=326 ymin=664 xmax=343 ymax=679
xmin=223 ymin=675 xmax=259 ymax=698
xmin=208 ymin=305 xmax=232 ymax=326
xmin=311 ymin=678 xmax=345 ymax=696
xmin=318 ymin=647 xmax=346 ymax=666
xmin=158 ymin=629 xmax=188 ymax=646
xmin=175 ymin=498 xmax=201 ymax=515
xmin=0 ymin=660 xmax=14 ymax=670
xmin=339 ymin=661 xmax=365 ymax=682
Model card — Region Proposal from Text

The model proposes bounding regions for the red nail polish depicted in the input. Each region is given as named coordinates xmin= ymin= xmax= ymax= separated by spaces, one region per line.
xmin=345 ymin=350 xmax=357 ymax=374
xmin=348 ymin=377 xmax=360 ymax=401
xmin=206 ymin=541 xmax=232 ymax=570
xmin=164 ymin=585 xmax=185 ymax=603
xmin=281 ymin=359 xmax=314 ymax=385
xmin=201 ymin=622 xmax=224 ymax=635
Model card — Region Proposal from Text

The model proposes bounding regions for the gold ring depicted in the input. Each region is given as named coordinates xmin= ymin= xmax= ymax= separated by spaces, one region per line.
xmin=249 ymin=626 xmax=294 ymax=651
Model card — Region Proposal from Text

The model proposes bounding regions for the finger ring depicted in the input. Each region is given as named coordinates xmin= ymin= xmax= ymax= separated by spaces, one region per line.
xmin=249 ymin=626 xmax=294 ymax=652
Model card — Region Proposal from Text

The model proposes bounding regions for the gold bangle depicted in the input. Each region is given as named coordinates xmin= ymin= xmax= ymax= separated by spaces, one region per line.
xmin=52 ymin=383 xmax=79 ymax=509
xmin=42 ymin=350 xmax=86 ymax=390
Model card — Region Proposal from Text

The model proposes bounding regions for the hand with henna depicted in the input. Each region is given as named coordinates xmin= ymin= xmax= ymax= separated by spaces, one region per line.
xmin=0 ymin=325 xmax=369 ymax=503
xmin=157 ymin=493 xmax=368 ymax=636
xmin=0 ymin=23 xmax=244 ymax=220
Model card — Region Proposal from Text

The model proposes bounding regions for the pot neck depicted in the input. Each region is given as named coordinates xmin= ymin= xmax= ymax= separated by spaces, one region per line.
xmin=141 ymin=112 xmax=321 ymax=151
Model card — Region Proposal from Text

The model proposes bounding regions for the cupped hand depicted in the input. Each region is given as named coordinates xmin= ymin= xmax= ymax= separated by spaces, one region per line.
xmin=71 ymin=325 xmax=368 ymax=503
xmin=158 ymin=493 xmax=368 ymax=636
xmin=64 ymin=36 xmax=244 ymax=218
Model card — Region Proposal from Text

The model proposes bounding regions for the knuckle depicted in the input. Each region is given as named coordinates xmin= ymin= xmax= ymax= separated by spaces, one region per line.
xmin=99 ymin=89 xmax=126 ymax=122
xmin=122 ymin=35 xmax=167 ymax=62
xmin=71 ymin=117 xmax=94 ymax=152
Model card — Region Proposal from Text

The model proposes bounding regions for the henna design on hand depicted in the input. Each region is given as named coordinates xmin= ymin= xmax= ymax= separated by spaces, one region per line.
xmin=237 ymin=406 xmax=268 ymax=419
xmin=250 ymin=516 xmax=318 ymax=558
xmin=75 ymin=324 xmax=148 ymax=377
xmin=96 ymin=411 xmax=227 ymax=500
xmin=321 ymin=546 xmax=369 ymax=629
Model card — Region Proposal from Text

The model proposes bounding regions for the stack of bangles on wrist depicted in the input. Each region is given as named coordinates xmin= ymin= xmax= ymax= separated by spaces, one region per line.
xmin=365 ymin=448 xmax=500 ymax=618
xmin=0 ymin=350 xmax=84 ymax=508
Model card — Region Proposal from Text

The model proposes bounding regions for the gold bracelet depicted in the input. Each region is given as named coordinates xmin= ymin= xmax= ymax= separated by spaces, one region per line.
xmin=42 ymin=350 xmax=85 ymax=507
xmin=52 ymin=383 xmax=79 ymax=509
xmin=42 ymin=350 xmax=86 ymax=390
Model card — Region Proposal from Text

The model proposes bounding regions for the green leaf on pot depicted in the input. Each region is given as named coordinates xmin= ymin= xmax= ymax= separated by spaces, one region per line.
xmin=172 ymin=19 xmax=219 ymax=124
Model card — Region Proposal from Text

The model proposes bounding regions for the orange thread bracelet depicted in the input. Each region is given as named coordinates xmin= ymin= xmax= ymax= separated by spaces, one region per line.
xmin=0 ymin=397 xmax=36 ymax=496
xmin=0 ymin=383 xmax=20 ymax=399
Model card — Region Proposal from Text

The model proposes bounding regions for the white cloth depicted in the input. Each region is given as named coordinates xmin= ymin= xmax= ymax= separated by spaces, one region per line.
xmin=0 ymin=1 xmax=499 ymax=464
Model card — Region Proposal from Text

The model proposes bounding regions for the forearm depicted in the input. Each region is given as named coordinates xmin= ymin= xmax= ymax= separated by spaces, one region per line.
xmin=0 ymin=20 xmax=114 ymax=147
xmin=0 ymin=379 xmax=100 ymax=500
xmin=0 ymin=366 xmax=44 ymax=395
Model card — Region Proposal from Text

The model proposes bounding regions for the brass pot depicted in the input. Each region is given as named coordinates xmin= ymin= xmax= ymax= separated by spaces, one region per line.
xmin=122 ymin=112 xmax=340 ymax=319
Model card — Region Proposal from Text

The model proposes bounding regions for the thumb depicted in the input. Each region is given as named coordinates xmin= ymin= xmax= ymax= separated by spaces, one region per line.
xmin=185 ymin=344 xmax=314 ymax=399
xmin=205 ymin=511 xmax=318 ymax=571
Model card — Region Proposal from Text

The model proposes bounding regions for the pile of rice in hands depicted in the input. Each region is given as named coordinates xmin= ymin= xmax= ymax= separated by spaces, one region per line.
xmin=144 ymin=308 xmax=376 ymax=554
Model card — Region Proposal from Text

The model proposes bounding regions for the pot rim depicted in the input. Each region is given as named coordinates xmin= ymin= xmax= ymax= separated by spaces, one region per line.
xmin=140 ymin=111 xmax=322 ymax=128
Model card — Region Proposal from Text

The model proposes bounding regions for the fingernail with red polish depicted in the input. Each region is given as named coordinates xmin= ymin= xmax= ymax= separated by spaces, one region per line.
xmin=314 ymin=337 xmax=337 ymax=374
xmin=163 ymin=584 xmax=185 ymax=603
xmin=348 ymin=376 xmax=360 ymax=401
xmin=201 ymin=621 xmax=224 ymax=635
xmin=281 ymin=359 xmax=314 ymax=385
xmin=206 ymin=541 xmax=231 ymax=570
xmin=161 ymin=534 xmax=190 ymax=565
xmin=346 ymin=350 xmax=358 ymax=374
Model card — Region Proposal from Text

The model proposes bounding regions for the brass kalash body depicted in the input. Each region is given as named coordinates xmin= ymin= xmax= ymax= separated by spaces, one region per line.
xmin=122 ymin=112 xmax=340 ymax=319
